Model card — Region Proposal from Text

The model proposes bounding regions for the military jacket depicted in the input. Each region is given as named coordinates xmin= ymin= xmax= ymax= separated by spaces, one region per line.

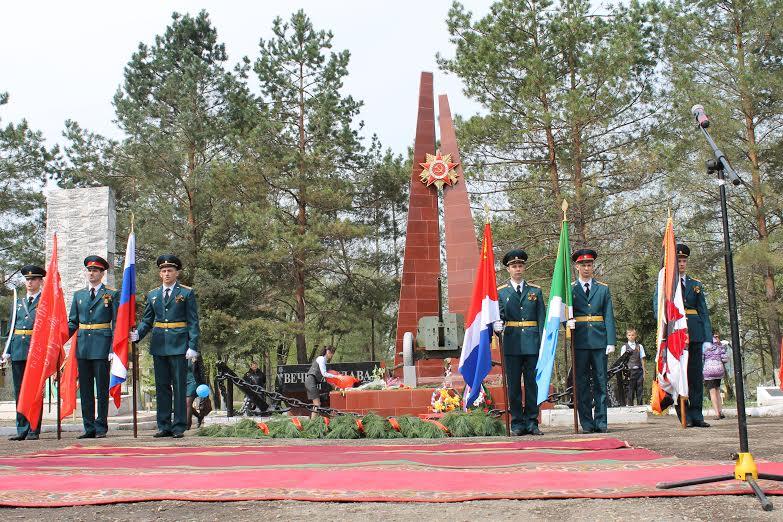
xmin=498 ymin=280 xmax=546 ymax=356
xmin=5 ymin=294 xmax=40 ymax=361
xmin=68 ymin=285 xmax=120 ymax=359
xmin=137 ymin=282 xmax=200 ymax=356
xmin=571 ymin=279 xmax=617 ymax=350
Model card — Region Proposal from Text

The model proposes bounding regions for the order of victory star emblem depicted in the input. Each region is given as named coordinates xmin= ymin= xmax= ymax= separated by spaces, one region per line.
xmin=419 ymin=150 xmax=459 ymax=189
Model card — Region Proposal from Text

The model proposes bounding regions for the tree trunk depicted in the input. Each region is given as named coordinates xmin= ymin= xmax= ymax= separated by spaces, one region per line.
xmin=185 ymin=146 xmax=199 ymax=286
xmin=294 ymin=61 xmax=308 ymax=363
xmin=733 ymin=14 xmax=782 ymax=367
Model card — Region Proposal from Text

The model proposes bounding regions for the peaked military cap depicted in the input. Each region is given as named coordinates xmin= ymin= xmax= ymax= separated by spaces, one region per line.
xmin=84 ymin=255 xmax=110 ymax=271
xmin=20 ymin=265 xmax=46 ymax=279
xmin=502 ymin=249 xmax=528 ymax=266
xmin=571 ymin=248 xmax=598 ymax=264
xmin=676 ymin=244 xmax=690 ymax=258
xmin=156 ymin=254 xmax=182 ymax=270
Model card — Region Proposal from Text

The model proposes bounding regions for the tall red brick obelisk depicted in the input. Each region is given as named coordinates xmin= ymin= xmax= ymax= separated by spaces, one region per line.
xmin=439 ymin=94 xmax=479 ymax=317
xmin=394 ymin=73 xmax=440 ymax=372
xmin=394 ymin=75 xmax=480 ymax=378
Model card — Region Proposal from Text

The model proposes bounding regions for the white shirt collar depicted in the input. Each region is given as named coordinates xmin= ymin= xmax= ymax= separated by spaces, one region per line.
xmin=26 ymin=290 xmax=41 ymax=300
xmin=162 ymin=282 xmax=177 ymax=292
xmin=578 ymin=277 xmax=593 ymax=286
xmin=510 ymin=279 xmax=525 ymax=291
xmin=89 ymin=282 xmax=104 ymax=292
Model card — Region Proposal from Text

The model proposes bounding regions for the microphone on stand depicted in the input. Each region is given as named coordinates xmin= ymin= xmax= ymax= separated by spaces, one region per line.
xmin=690 ymin=104 xmax=742 ymax=186
xmin=691 ymin=104 xmax=710 ymax=128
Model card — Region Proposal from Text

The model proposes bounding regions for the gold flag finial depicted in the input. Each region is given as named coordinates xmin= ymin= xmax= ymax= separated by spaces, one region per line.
xmin=561 ymin=199 xmax=568 ymax=221
xmin=130 ymin=212 xmax=136 ymax=233
xmin=484 ymin=202 xmax=490 ymax=224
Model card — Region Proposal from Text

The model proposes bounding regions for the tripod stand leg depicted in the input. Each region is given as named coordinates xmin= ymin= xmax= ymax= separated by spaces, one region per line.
xmin=758 ymin=473 xmax=783 ymax=481
xmin=747 ymin=477 xmax=773 ymax=511
xmin=657 ymin=474 xmax=733 ymax=489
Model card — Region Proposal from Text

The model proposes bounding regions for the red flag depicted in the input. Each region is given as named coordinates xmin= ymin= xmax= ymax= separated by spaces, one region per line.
xmin=17 ymin=234 xmax=70 ymax=431
xmin=652 ymin=217 xmax=690 ymax=414
xmin=59 ymin=334 xmax=79 ymax=420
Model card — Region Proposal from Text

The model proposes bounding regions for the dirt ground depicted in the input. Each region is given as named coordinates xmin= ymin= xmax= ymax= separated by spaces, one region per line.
xmin=2 ymin=415 xmax=783 ymax=521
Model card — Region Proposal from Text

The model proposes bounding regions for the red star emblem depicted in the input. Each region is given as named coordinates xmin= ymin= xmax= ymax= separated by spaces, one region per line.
xmin=419 ymin=150 xmax=459 ymax=189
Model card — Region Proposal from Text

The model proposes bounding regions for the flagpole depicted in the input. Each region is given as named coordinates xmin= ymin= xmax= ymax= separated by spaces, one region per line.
xmin=562 ymin=201 xmax=579 ymax=435
xmin=132 ymin=341 xmax=139 ymax=438
xmin=56 ymin=350 xmax=62 ymax=440
xmin=130 ymin=214 xmax=139 ymax=438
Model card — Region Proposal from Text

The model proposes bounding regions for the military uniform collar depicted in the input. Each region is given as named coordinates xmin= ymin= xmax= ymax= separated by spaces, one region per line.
xmin=88 ymin=282 xmax=104 ymax=292
xmin=25 ymin=290 xmax=41 ymax=301
xmin=509 ymin=279 xmax=525 ymax=292
xmin=577 ymin=277 xmax=594 ymax=287
xmin=162 ymin=282 xmax=178 ymax=292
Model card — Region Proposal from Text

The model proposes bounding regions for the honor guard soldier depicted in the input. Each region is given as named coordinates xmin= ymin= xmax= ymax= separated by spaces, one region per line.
xmin=570 ymin=249 xmax=616 ymax=433
xmin=2 ymin=265 xmax=46 ymax=440
xmin=131 ymin=254 xmax=200 ymax=438
xmin=654 ymin=244 xmax=712 ymax=427
xmin=67 ymin=256 xmax=119 ymax=439
xmin=493 ymin=249 xmax=546 ymax=436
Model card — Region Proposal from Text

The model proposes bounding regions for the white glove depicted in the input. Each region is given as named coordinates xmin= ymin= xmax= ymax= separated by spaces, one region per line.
xmin=186 ymin=349 xmax=198 ymax=360
xmin=702 ymin=342 xmax=711 ymax=350
xmin=492 ymin=320 xmax=504 ymax=333
xmin=566 ymin=319 xmax=576 ymax=329
xmin=129 ymin=329 xmax=139 ymax=342
xmin=108 ymin=352 xmax=114 ymax=362
xmin=606 ymin=345 xmax=615 ymax=355
xmin=2 ymin=353 xmax=10 ymax=363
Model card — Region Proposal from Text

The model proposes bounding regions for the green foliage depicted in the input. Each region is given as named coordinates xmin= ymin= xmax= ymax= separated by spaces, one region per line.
xmin=361 ymin=413 xmax=402 ymax=439
xmin=302 ymin=416 xmax=330 ymax=439
xmin=197 ymin=418 xmax=266 ymax=438
xmin=324 ymin=414 xmax=361 ymax=439
xmin=442 ymin=410 xmax=504 ymax=437
xmin=267 ymin=417 xmax=304 ymax=439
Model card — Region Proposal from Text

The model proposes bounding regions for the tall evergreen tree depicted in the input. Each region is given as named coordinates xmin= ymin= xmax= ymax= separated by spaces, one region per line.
xmin=248 ymin=10 xmax=365 ymax=363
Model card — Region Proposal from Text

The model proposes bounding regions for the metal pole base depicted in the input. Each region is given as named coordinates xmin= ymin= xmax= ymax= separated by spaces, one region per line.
xmin=657 ymin=469 xmax=783 ymax=511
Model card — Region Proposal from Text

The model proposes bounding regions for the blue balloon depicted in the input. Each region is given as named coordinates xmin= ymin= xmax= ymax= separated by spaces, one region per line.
xmin=196 ymin=384 xmax=210 ymax=398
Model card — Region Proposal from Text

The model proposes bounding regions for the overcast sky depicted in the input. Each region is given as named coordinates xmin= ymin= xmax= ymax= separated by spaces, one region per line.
xmin=1 ymin=1 xmax=490 ymax=157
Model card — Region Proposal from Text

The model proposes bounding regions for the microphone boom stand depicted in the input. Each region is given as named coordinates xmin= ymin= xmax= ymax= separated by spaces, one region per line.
xmin=656 ymin=123 xmax=783 ymax=511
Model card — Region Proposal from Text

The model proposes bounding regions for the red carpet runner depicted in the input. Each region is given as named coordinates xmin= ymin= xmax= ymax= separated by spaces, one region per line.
xmin=0 ymin=437 xmax=781 ymax=507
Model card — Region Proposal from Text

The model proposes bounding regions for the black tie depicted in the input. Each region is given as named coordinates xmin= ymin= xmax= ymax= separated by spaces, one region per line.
xmin=681 ymin=278 xmax=686 ymax=293
xmin=28 ymin=297 xmax=33 ymax=306
xmin=165 ymin=288 xmax=171 ymax=302
xmin=584 ymin=282 xmax=590 ymax=297
xmin=516 ymin=284 xmax=522 ymax=297
xmin=91 ymin=288 xmax=96 ymax=300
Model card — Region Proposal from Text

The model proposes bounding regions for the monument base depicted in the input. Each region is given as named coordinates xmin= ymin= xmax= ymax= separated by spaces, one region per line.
xmin=330 ymin=384 xmax=554 ymax=418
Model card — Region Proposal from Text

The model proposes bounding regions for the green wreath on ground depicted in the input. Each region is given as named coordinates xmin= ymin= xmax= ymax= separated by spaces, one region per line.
xmin=197 ymin=410 xmax=504 ymax=439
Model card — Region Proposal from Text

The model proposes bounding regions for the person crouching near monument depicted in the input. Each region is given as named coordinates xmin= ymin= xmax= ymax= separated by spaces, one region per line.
xmin=493 ymin=249 xmax=546 ymax=436
xmin=130 ymin=254 xmax=200 ymax=438
xmin=67 ymin=256 xmax=119 ymax=439
xmin=570 ymin=249 xmax=616 ymax=434
xmin=305 ymin=346 xmax=337 ymax=419
xmin=2 ymin=265 xmax=46 ymax=440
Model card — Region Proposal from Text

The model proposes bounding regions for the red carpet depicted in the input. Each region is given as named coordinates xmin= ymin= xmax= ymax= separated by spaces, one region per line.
xmin=0 ymin=437 xmax=781 ymax=507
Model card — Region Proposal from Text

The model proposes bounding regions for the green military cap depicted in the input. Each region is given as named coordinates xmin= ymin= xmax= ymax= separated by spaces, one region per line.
xmin=157 ymin=254 xmax=182 ymax=270
xmin=84 ymin=255 xmax=110 ymax=271
xmin=20 ymin=264 xmax=46 ymax=279
xmin=676 ymin=244 xmax=690 ymax=258
xmin=502 ymin=249 xmax=528 ymax=266
xmin=571 ymin=248 xmax=597 ymax=264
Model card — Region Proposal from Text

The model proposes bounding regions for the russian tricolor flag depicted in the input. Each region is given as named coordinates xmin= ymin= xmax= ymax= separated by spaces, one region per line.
xmin=110 ymin=231 xmax=136 ymax=408
xmin=459 ymin=222 xmax=500 ymax=408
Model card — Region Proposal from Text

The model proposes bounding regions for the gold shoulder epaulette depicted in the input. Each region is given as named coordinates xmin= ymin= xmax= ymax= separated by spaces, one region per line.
xmin=179 ymin=284 xmax=192 ymax=290
xmin=105 ymin=286 xmax=116 ymax=291
xmin=690 ymin=277 xmax=702 ymax=283
xmin=528 ymin=283 xmax=541 ymax=289
xmin=497 ymin=284 xmax=508 ymax=290
xmin=571 ymin=281 xmax=577 ymax=286
xmin=595 ymin=280 xmax=608 ymax=286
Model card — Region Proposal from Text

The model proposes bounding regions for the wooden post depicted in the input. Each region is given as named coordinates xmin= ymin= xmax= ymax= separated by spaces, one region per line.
xmin=568 ymin=329 xmax=579 ymax=434
xmin=132 ymin=341 xmax=139 ymax=438
xmin=680 ymin=396 xmax=687 ymax=429
xmin=495 ymin=335 xmax=512 ymax=437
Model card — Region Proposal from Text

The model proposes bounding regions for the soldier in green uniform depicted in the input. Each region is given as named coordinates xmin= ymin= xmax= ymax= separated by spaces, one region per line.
xmin=2 ymin=265 xmax=46 ymax=440
xmin=67 ymin=255 xmax=120 ymax=439
xmin=654 ymin=244 xmax=712 ymax=427
xmin=570 ymin=249 xmax=616 ymax=433
xmin=131 ymin=254 xmax=200 ymax=438
xmin=493 ymin=249 xmax=546 ymax=436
